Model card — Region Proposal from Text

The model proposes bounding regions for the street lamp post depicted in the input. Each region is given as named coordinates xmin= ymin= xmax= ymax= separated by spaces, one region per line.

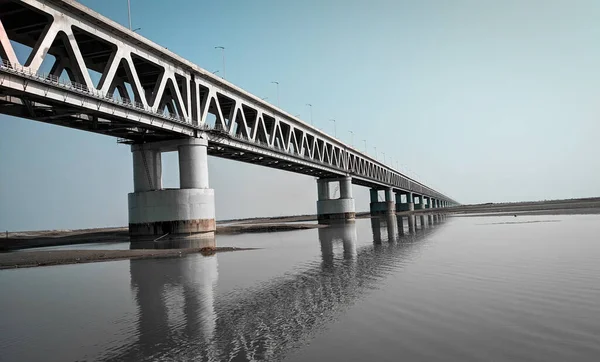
xmin=374 ymin=146 xmax=377 ymax=160
xmin=306 ymin=103 xmax=313 ymax=125
xmin=215 ymin=46 xmax=225 ymax=79
xmin=329 ymin=119 xmax=337 ymax=137
xmin=127 ymin=0 xmax=132 ymax=30
xmin=349 ymin=130 xmax=354 ymax=147
xmin=271 ymin=81 xmax=280 ymax=106
xmin=382 ymin=152 xmax=386 ymax=164
xmin=362 ymin=139 xmax=367 ymax=152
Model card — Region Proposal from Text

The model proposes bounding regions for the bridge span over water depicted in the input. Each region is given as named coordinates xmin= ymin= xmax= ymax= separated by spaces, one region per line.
xmin=0 ymin=0 xmax=458 ymax=242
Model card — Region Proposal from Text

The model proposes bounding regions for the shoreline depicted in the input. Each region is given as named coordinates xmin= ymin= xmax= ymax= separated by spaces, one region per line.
xmin=2 ymin=197 xmax=600 ymax=270
xmin=1 ymin=222 xmax=327 ymax=252
xmin=0 ymin=247 xmax=258 ymax=270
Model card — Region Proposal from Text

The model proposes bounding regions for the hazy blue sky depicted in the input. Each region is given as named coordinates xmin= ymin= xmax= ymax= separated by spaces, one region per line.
xmin=2 ymin=0 xmax=600 ymax=231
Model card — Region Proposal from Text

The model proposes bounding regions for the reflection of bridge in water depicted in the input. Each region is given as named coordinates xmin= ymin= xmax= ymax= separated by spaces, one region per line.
xmin=106 ymin=216 xmax=446 ymax=361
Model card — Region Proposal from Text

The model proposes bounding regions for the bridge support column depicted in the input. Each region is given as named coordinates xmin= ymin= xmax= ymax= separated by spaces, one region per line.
xmin=395 ymin=191 xmax=414 ymax=212
xmin=414 ymin=195 xmax=424 ymax=210
xmin=370 ymin=187 xmax=394 ymax=215
xmin=316 ymin=176 xmax=355 ymax=223
xmin=128 ymin=138 xmax=216 ymax=244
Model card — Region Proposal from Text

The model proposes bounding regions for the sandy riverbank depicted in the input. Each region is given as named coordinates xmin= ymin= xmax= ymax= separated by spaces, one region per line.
xmin=2 ymin=197 xmax=598 ymax=269
xmin=0 ymin=247 xmax=257 ymax=270
xmin=416 ymin=197 xmax=600 ymax=216
xmin=0 ymin=222 xmax=327 ymax=251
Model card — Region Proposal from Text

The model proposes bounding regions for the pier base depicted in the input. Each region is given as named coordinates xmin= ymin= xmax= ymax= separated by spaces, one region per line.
xmin=128 ymin=137 xmax=216 ymax=243
xmin=316 ymin=177 xmax=355 ymax=223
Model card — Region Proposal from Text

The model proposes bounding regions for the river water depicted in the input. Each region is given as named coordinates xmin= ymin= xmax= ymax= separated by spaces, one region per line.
xmin=1 ymin=214 xmax=599 ymax=361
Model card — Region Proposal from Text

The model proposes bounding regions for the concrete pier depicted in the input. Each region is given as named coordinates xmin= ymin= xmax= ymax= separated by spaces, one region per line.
xmin=414 ymin=195 xmax=425 ymax=210
xmin=128 ymin=137 xmax=216 ymax=244
xmin=395 ymin=191 xmax=415 ymax=212
xmin=316 ymin=176 xmax=356 ymax=223
xmin=370 ymin=187 xmax=395 ymax=215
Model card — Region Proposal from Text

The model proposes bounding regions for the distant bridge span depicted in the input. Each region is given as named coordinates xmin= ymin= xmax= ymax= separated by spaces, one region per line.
xmin=0 ymin=0 xmax=457 ymax=240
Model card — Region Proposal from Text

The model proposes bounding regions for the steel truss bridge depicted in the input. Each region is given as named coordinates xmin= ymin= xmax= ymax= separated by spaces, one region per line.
xmin=0 ymin=0 xmax=457 ymax=204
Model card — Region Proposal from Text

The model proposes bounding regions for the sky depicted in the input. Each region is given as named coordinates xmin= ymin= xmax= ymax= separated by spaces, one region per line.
xmin=1 ymin=0 xmax=600 ymax=231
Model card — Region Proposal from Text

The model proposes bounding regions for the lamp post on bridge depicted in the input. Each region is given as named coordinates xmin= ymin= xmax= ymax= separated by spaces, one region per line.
xmin=382 ymin=152 xmax=386 ymax=164
xmin=349 ymin=130 xmax=354 ymax=147
xmin=363 ymin=139 xmax=367 ymax=152
xmin=329 ymin=119 xmax=337 ymax=138
xmin=127 ymin=0 xmax=132 ymax=30
xmin=271 ymin=81 xmax=280 ymax=106
xmin=374 ymin=146 xmax=377 ymax=160
xmin=214 ymin=46 xmax=226 ymax=79
xmin=306 ymin=103 xmax=313 ymax=126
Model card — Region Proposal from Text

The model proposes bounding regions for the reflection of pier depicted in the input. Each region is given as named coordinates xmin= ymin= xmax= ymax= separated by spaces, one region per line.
xmin=105 ymin=218 xmax=446 ymax=361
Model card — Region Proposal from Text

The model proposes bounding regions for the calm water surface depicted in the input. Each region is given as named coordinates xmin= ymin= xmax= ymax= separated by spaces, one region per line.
xmin=1 ymin=214 xmax=600 ymax=361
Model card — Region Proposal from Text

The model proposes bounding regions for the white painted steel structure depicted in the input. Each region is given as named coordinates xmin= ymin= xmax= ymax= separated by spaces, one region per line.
xmin=0 ymin=0 xmax=457 ymax=228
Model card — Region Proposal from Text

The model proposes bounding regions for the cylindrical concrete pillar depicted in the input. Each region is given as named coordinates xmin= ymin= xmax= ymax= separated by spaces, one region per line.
xmin=395 ymin=191 xmax=404 ymax=204
xmin=132 ymin=145 xmax=162 ymax=192
xmin=395 ymin=191 xmax=413 ymax=212
xmin=370 ymin=189 xmax=379 ymax=203
xmin=317 ymin=179 xmax=331 ymax=200
xmin=178 ymin=138 xmax=209 ymax=189
xmin=316 ymin=177 xmax=355 ymax=223
xmin=129 ymin=137 xmax=216 ymax=242
xmin=370 ymin=187 xmax=394 ymax=215
xmin=384 ymin=187 xmax=393 ymax=203
xmin=339 ymin=176 xmax=352 ymax=199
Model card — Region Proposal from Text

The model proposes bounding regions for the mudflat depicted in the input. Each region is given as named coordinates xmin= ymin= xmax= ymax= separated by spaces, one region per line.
xmin=0 ymin=247 xmax=256 ymax=270
xmin=1 ymin=222 xmax=325 ymax=251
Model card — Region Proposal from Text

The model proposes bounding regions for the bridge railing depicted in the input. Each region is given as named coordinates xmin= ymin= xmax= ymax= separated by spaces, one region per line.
xmin=0 ymin=59 xmax=191 ymax=125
